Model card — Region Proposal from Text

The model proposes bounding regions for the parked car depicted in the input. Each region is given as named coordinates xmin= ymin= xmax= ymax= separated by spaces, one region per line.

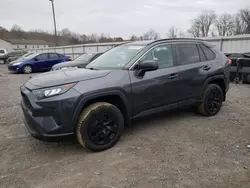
xmin=0 ymin=49 xmax=8 ymax=64
xmin=20 ymin=39 xmax=230 ymax=151
xmin=8 ymin=52 xmax=72 ymax=73
xmin=51 ymin=52 xmax=103 ymax=71
xmin=225 ymin=53 xmax=250 ymax=81
xmin=6 ymin=51 xmax=29 ymax=63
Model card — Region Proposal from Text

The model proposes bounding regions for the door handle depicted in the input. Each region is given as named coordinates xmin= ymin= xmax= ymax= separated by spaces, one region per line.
xmin=168 ymin=74 xmax=178 ymax=79
xmin=203 ymin=65 xmax=211 ymax=71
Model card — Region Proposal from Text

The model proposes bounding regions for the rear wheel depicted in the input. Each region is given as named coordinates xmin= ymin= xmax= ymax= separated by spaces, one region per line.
xmin=76 ymin=102 xmax=124 ymax=152
xmin=197 ymin=84 xmax=223 ymax=116
xmin=23 ymin=65 xmax=32 ymax=74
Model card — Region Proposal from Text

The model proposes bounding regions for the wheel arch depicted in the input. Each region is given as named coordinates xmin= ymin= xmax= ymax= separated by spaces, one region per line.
xmin=204 ymin=75 xmax=227 ymax=101
xmin=72 ymin=90 xmax=131 ymax=128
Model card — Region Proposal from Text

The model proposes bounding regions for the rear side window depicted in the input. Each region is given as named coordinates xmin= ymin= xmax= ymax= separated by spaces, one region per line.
xmin=58 ymin=54 xmax=64 ymax=58
xmin=176 ymin=43 xmax=200 ymax=65
xmin=49 ymin=53 xmax=59 ymax=59
xmin=200 ymin=44 xmax=216 ymax=61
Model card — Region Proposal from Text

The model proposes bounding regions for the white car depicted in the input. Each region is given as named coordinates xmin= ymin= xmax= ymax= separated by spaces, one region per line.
xmin=0 ymin=49 xmax=8 ymax=64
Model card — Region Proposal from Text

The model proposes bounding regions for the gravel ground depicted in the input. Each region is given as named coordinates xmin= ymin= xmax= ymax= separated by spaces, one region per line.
xmin=0 ymin=64 xmax=250 ymax=188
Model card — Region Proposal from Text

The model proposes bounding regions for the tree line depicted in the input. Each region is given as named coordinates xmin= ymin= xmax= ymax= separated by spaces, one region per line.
xmin=0 ymin=7 xmax=249 ymax=46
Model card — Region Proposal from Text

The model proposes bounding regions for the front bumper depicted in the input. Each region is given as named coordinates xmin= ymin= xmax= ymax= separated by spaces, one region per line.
xmin=20 ymin=86 xmax=80 ymax=141
xmin=8 ymin=65 xmax=21 ymax=72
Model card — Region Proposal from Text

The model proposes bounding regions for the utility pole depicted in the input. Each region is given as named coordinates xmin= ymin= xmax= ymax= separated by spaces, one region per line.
xmin=49 ymin=0 xmax=58 ymax=46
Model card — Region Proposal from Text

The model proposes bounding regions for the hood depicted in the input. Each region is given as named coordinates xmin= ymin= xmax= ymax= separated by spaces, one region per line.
xmin=25 ymin=68 xmax=111 ymax=90
xmin=9 ymin=59 xmax=28 ymax=65
xmin=52 ymin=60 xmax=88 ymax=69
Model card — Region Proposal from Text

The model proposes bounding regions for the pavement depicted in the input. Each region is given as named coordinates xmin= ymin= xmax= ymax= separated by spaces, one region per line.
xmin=0 ymin=64 xmax=250 ymax=188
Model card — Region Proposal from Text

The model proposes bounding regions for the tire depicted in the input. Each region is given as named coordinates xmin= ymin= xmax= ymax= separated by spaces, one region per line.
xmin=76 ymin=102 xmax=124 ymax=152
xmin=197 ymin=84 xmax=223 ymax=116
xmin=23 ymin=65 xmax=32 ymax=74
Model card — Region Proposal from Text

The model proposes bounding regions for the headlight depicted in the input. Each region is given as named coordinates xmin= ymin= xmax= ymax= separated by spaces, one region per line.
xmin=32 ymin=83 xmax=76 ymax=99
xmin=12 ymin=62 xmax=22 ymax=66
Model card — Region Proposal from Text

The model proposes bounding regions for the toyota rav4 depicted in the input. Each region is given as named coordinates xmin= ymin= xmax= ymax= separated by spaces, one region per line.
xmin=20 ymin=39 xmax=230 ymax=152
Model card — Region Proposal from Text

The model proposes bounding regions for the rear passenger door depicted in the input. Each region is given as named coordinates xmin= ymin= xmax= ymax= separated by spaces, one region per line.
xmin=175 ymin=43 xmax=212 ymax=101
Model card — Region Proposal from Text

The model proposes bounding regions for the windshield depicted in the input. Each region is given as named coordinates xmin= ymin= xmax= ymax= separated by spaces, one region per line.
xmin=75 ymin=53 xmax=94 ymax=61
xmin=23 ymin=53 xmax=39 ymax=60
xmin=17 ymin=52 xmax=34 ymax=61
xmin=86 ymin=45 xmax=145 ymax=69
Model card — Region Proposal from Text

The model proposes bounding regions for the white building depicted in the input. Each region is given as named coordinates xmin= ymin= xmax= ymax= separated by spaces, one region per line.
xmin=0 ymin=39 xmax=13 ymax=52
xmin=5 ymin=39 xmax=50 ymax=50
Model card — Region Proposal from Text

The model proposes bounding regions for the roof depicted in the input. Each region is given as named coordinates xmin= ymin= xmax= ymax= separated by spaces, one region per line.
xmin=126 ymin=38 xmax=206 ymax=45
xmin=6 ymin=39 xmax=49 ymax=45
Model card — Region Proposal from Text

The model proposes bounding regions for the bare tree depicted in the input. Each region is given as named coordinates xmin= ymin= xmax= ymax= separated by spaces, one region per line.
xmin=167 ymin=26 xmax=178 ymax=38
xmin=239 ymin=8 xmax=250 ymax=34
xmin=188 ymin=22 xmax=201 ymax=37
xmin=194 ymin=11 xmax=217 ymax=37
xmin=216 ymin=13 xmax=235 ymax=36
xmin=143 ymin=29 xmax=160 ymax=40
xmin=130 ymin=35 xmax=138 ymax=41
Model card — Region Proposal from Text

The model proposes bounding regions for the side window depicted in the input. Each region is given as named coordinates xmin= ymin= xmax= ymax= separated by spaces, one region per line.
xmin=200 ymin=44 xmax=216 ymax=61
xmin=140 ymin=44 xmax=173 ymax=69
xmin=49 ymin=53 xmax=59 ymax=59
xmin=36 ymin=53 xmax=48 ymax=60
xmin=197 ymin=44 xmax=207 ymax=61
xmin=176 ymin=43 xmax=200 ymax=65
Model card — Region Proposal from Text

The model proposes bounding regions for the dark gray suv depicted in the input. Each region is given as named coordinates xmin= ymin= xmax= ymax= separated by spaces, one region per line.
xmin=21 ymin=39 xmax=230 ymax=151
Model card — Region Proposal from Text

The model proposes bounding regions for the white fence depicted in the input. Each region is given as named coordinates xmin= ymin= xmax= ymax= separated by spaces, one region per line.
xmin=33 ymin=35 xmax=250 ymax=59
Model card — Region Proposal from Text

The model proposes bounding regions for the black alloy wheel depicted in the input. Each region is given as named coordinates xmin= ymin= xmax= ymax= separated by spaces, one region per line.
xmin=88 ymin=113 xmax=118 ymax=145
xmin=76 ymin=102 xmax=124 ymax=152
xmin=198 ymin=84 xmax=223 ymax=116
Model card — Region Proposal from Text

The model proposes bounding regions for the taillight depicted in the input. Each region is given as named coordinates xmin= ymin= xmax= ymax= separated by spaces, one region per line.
xmin=68 ymin=57 xmax=72 ymax=61
xmin=228 ymin=58 xmax=232 ymax=65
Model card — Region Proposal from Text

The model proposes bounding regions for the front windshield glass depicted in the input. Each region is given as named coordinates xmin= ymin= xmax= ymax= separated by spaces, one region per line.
xmin=23 ymin=53 xmax=39 ymax=60
xmin=17 ymin=52 xmax=34 ymax=61
xmin=75 ymin=53 xmax=94 ymax=61
xmin=86 ymin=45 xmax=145 ymax=69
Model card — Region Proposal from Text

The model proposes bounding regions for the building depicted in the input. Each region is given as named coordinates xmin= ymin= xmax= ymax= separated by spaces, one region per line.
xmin=5 ymin=39 xmax=50 ymax=50
xmin=0 ymin=39 xmax=13 ymax=52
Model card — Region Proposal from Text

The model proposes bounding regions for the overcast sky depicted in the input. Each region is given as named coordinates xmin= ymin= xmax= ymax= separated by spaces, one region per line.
xmin=1 ymin=0 xmax=249 ymax=37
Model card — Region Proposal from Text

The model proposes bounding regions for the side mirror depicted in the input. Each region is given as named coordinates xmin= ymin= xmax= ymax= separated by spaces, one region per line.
xmin=136 ymin=60 xmax=158 ymax=76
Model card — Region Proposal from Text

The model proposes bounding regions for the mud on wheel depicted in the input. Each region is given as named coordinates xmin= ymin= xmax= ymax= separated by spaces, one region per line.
xmin=76 ymin=102 xmax=124 ymax=152
xmin=198 ymin=84 xmax=223 ymax=116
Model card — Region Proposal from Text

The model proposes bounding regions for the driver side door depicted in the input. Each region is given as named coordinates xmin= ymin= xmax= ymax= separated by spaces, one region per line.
xmin=33 ymin=53 xmax=49 ymax=71
xmin=129 ymin=43 xmax=182 ymax=116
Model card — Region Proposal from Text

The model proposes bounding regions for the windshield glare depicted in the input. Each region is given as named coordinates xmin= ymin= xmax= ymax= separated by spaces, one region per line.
xmin=75 ymin=53 xmax=93 ymax=61
xmin=86 ymin=45 xmax=145 ymax=69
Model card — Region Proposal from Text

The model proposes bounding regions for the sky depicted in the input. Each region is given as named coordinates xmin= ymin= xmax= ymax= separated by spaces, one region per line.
xmin=1 ymin=0 xmax=249 ymax=37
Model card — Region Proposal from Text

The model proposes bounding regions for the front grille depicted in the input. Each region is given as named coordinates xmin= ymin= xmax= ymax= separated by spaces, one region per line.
xmin=21 ymin=92 xmax=32 ymax=110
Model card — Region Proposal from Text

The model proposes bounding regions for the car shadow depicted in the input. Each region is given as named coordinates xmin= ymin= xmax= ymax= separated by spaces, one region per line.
xmin=31 ymin=107 xmax=198 ymax=154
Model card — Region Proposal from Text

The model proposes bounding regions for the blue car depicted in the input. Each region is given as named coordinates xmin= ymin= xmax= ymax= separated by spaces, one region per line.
xmin=8 ymin=52 xmax=72 ymax=73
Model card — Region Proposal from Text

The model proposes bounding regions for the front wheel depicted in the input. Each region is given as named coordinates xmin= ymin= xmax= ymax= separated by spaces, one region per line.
xmin=197 ymin=84 xmax=223 ymax=116
xmin=23 ymin=65 xmax=33 ymax=74
xmin=76 ymin=102 xmax=124 ymax=152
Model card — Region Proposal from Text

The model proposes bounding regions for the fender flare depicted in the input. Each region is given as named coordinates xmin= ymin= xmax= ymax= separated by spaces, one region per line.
xmin=72 ymin=90 xmax=131 ymax=128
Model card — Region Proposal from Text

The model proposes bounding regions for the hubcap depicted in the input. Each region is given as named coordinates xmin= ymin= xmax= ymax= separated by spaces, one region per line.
xmin=24 ymin=66 xmax=31 ymax=73
xmin=207 ymin=89 xmax=222 ymax=113
xmin=88 ymin=113 xmax=118 ymax=145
